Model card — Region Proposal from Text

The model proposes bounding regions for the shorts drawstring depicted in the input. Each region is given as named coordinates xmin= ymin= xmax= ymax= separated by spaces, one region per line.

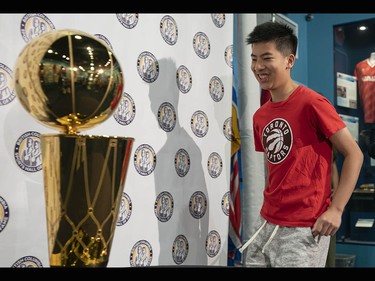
xmin=238 ymin=219 xmax=267 ymax=253
xmin=238 ymin=220 xmax=279 ymax=254
xmin=261 ymin=225 xmax=279 ymax=253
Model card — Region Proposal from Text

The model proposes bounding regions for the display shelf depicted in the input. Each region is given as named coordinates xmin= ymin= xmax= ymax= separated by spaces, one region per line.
xmin=340 ymin=238 xmax=375 ymax=246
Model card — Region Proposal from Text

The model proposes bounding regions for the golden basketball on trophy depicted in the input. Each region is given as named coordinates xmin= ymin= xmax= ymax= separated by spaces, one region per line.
xmin=14 ymin=28 xmax=124 ymax=134
xmin=13 ymin=29 xmax=134 ymax=267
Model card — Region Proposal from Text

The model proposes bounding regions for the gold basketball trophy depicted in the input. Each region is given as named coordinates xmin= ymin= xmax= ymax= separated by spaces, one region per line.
xmin=13 ymin=29 xmax=134 ymax=267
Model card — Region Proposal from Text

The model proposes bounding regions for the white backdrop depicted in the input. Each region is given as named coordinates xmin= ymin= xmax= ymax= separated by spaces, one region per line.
xmin=0 ymin=13 xmax=235 ymax=267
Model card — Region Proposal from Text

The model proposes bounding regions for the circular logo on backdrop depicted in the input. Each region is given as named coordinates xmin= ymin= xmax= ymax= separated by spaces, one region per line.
xmin=114 ymin=92 xmax=136 ymax=126
xmin=172 ymin=234 xmax=189 ymax=265
xmin=154 ymin=191 xmax=174 ymax=222
xmin=160 ymin=15 xmax=178 ymax=45
xmin=11 ymin=256 xmax=43 ymax=268
xmin=130 ymin=240 xmax=153 ymax=267
xmin=0 ymin=63 xmax=16 ymax=106
xmin=221 ymin=191 xmax=230 ymax=216
xmin=20 ymin=13 xmax=54 ymax=43
xmin=94 ymin=33 xmax=113 ymax=50
xmin=189 ymin=191 xmax=207 ymax=219
xmin=137 ymin=51 xmax=159 ymax=83
xmin=207 ymin=152 xmax=223 ymax=178
xmin=158 ymin=102 xmax=176 ymax=132
xmin=209 ymin=76 xmax=224 ymax=102
xmin=175 ymin=148 xmax=190 ymax=177
xmin=206 ymin=230 xmax=221 ymax=258
xmin=262 ymin=118 xmax=292 ymax=164
xmin=176 ymin=65 xmax=192 ymax=94
xmin=191 ymin=110 xmax=209 ymax=138
xmin=14 ymin=131 xmax=42 ymax=172
xmin=0 ymin=196 xmax=10 ymax=233
xmin=134 ymin=144 xmax=156 ymax=176
xmin=117 ymin=192 xmax=132 ymax=226
xmin=193 ymin=32 xmax=210 ymax=59
xmin=116 ymin=13 xmax=139 ymax=29
xmin=225 ymin=44 xmax=233 ymax=68
xmin=211 ymin=14 xmax=225 ymax=28
xmin=223 ymin=117 xmax=232 ymax=141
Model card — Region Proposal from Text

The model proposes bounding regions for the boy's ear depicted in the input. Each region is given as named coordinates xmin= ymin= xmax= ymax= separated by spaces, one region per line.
xmin=287 ymin=54 xmax=295 ymax=69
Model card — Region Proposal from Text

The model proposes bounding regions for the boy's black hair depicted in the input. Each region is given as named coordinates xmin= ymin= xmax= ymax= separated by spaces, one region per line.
xmin=246 ymin=21 xmax=298 ymax=56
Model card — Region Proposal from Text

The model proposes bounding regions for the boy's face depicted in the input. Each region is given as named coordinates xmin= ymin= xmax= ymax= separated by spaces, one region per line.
xmin=250 ymin=41 xmax=293 ymax=91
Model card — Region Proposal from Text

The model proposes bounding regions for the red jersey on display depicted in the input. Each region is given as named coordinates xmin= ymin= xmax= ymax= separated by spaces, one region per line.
xmin=354 ymin=58 xmax=375 ymax=123
xmin=253 ymin=85 xmax=346 ymax=227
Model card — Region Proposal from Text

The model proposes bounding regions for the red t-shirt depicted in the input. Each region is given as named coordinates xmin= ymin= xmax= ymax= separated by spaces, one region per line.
xmin=261 ymin=89 xmax=271 ymax=106
xmin=354 ymin=59 xmax=375 ymax=123
xmin=253 ymin=85 xmax=346 ymax=227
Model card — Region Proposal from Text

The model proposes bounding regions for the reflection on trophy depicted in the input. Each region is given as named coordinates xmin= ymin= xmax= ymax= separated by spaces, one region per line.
xmin=13 ymin=29 xmax=134 ymax=267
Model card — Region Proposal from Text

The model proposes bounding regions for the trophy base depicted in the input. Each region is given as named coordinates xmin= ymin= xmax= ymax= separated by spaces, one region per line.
xmin=41 ymin=134 xmax=134 ymax=267
xmin=50 ymin=253 xmax=108 ymax=268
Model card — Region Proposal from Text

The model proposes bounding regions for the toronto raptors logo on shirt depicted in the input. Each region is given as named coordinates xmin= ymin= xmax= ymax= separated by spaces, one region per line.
xmin=262 ymin=118 xmax=292 ymax=164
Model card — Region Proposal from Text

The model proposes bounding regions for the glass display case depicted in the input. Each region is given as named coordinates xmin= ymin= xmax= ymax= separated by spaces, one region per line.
xmin=334 ymin=18 xmax=375 ymax=244
xmin=344 ymin=188 xmax=375 ymax=243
